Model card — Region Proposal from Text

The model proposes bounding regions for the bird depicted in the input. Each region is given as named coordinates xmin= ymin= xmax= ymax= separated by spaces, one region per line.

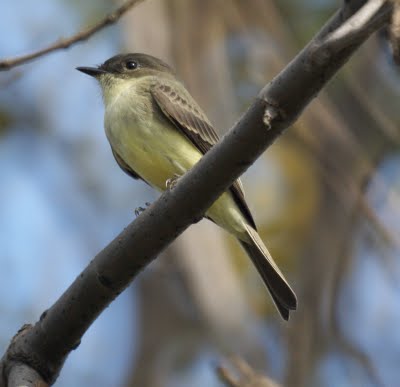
xmin=77 ymin=53 xmax=297 ymax=320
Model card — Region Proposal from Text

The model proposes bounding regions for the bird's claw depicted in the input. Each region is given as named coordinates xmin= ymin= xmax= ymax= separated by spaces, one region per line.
xmin=134 ymin=202 xmax=152 ymax=217
xmin=134 ymin=206 xmax=146 ymax=217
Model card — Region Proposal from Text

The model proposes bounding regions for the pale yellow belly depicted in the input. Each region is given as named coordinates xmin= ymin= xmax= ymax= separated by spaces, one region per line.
xmin=105 ymin=114 xmax=248 ymax=239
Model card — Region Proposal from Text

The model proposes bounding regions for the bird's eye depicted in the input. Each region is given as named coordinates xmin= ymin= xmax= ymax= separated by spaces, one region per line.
xmin=125 ymin=60 xmax=138 ymax=70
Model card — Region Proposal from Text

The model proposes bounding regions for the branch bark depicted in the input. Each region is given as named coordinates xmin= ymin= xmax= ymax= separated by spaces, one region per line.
xmin=0 ymin=0 xmax=145 ymax=71
xmin=8 ymin=364 xmax=48 ymax=387
xmin=0 ymin=0 xmax=393 ymax=385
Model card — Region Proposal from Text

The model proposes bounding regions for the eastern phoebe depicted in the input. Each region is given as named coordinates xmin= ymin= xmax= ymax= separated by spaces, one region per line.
xmin=77 ymin=53 xmax=297 ymax=319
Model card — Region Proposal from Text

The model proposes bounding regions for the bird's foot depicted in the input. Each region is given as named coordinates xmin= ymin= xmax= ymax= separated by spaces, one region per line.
xmin=134 ymin=202 xmax=152 ymax=217
xmin=166 ymin=174 xmax=181 ymax=190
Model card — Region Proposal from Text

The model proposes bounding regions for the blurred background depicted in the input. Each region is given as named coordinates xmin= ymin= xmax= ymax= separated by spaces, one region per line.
xmin=0 ymin=0 xmax=399 ymax=386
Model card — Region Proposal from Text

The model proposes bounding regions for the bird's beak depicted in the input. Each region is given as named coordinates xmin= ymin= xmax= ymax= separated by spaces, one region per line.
xmin=76 ymin=66 xmax=107 ymax=77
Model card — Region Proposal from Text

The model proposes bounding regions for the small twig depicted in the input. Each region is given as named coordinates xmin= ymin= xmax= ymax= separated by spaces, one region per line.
xmin=0 ymin=0 xmax=145 ymax=71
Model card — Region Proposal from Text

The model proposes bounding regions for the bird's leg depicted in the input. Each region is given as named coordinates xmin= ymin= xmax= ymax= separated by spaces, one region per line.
xmin=166 ymin=174 xmax=182 ymax=190
xmin=166 ymin=173 xmax=204 ymax=223
xmin=134 ymin=202 xmax=152 ymax=217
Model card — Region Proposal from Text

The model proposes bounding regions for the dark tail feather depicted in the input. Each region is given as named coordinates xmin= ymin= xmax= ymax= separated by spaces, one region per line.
xmin=240 ymin=224 xmax=297 ymax=320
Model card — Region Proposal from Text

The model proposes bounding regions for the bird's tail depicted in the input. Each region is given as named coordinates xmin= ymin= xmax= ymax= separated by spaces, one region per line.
xmin=239 ymin=224 xmax=297 ymax=320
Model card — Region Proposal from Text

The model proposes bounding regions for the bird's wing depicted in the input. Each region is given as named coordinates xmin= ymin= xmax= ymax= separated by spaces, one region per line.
xmin=151 ymin=81 xmax=256 ymax=229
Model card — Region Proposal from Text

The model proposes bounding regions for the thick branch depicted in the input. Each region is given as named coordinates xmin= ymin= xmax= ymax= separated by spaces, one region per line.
xmin=0 ymin=0 xmax=145 ymax=71
xmin=0 ymin=0 xmax=393 ymax=385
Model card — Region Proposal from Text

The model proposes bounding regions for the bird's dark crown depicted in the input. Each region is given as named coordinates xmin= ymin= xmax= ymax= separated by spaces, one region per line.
xmin=99 ymin=53 xmax=174 ymax=77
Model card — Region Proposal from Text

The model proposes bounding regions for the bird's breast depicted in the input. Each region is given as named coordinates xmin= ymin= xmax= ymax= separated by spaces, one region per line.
xmin=104 ymin=91 xmax=202 ymax=191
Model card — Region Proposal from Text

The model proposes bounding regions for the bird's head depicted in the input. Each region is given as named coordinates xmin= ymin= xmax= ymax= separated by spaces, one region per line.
xmin=77 ymin=53 xmax=175 ymax=101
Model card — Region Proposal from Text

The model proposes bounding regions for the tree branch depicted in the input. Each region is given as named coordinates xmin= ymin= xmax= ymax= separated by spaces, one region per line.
xmin=0 ymin=0 xmax=393 ymax=385
xmin=323 ymin=0 xmax=390 ymax=54
xmin=0 ymin=0 xmax=145 ymax=71
xmin=8 ymin=364 xmax=48 ymax=387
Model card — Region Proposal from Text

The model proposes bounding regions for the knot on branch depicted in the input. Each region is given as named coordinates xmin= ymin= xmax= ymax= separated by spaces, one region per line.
xmin=263 ymin=105 xmax=280 ymax=129
xmin=2 ymin=324 xmax=64 ymax=385
xmin=1 ymin=325 xmax=48 ymax=383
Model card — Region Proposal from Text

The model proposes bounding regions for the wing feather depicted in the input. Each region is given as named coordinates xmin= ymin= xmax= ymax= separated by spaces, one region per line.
xmin=151 ymin=81 xmax=256 ymax=229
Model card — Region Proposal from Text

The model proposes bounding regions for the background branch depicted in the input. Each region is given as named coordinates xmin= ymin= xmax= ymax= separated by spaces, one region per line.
xmin=388 ymin=0 xmax=400 ymax=63
xmin=217 ymin=356 xmax=281 ymax=387
xmin=0 ymin=0 xmax=393 ymax=385
xmin=0 ymin=0 xmax=145 ymax=71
